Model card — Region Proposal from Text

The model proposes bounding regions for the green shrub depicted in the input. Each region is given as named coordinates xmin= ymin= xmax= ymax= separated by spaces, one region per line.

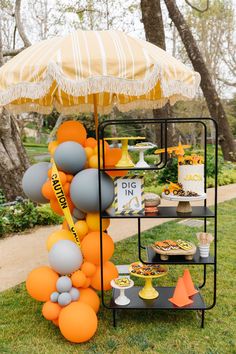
xmin=0 ymin=200 xmax=62 ymax=237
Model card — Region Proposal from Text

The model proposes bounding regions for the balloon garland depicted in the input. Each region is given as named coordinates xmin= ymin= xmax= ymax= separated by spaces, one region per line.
xmin=22 ymin=120 xmax=123 ymax=343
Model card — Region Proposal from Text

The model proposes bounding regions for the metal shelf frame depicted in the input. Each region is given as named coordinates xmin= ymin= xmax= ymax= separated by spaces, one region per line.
xmin=97 ymin=117 xmax=218 ymax=329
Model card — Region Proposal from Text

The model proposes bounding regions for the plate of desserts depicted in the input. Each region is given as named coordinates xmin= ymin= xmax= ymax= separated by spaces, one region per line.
xmin=129 ymin=262 xmax=168 ymax=279
xmin=152 ymin=239 xmax=196 ymax=261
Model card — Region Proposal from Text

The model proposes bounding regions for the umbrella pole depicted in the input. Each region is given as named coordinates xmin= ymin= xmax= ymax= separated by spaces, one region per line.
xmin=93 ymin=94 xmax=98 ymax=140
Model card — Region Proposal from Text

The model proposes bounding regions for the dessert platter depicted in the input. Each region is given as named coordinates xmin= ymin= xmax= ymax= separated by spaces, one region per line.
xmin=152 ymin=239 xmax=196 ymax=261
xmin=110 ymin=277 xmax=134 ymax=305
xmin=129 ymin=262 xmax=168 ymax=299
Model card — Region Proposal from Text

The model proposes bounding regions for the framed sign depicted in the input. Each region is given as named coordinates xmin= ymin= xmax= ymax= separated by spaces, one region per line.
xmin=114 ymin=175 xmax=144 ymax=215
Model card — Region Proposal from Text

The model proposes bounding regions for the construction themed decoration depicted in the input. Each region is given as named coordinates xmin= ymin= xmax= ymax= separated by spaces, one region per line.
xmin=178 ymin=155 xmax=205 ymax=195
xmin=169 ymin=269 xmax=198 ymax=307
xmin=114 ymin=176 xmax=145 ymax=215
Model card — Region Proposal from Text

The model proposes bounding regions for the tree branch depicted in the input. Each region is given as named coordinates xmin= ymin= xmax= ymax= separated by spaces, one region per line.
xmin=185 ymin=0 xmax=209 ymax=13
xmin=217 ymin=77 xmax=236 ymax=88
xmin=3 ymin=47 xmax=24 ymax=57
xmin=14 ymin=0 xmax=31 ymax=47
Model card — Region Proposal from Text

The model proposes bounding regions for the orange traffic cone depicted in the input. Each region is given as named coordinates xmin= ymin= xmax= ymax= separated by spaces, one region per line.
xmin=169 ymin=277 xmax=193 ymax=307
xmin=183 ymin=269 xmax=198 ymax=297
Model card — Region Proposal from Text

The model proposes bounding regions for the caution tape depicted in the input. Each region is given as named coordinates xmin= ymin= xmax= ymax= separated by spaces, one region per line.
xmin=51 ymin=160 xmax=81 ymax=247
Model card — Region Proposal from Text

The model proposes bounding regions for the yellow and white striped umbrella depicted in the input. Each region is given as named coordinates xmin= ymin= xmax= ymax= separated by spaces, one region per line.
xmin=0 ymin=29 xmax=200 ymax=117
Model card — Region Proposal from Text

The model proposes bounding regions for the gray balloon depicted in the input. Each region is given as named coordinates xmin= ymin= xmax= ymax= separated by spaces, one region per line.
xmin=70 ymin=169 xmax=114 ymax=212
xmin=56 ymin=276 xmax=72 ymax=293
xmin=54 ymin=141 xmax=86 ymax=174
xmin=22 ymin=162 xmax=50 ymax=203
xmin=69 ymin=287 xmax=80 ymax=301
xmin=48 ymin=240 xmax=83 ymax=275
xmin=58 ymin=292 xmax=72 ymax=307
xmin=50 ymin=291 xmax=59 ymax=303
xmin=72 ymin=208 xmax=85 ymax=220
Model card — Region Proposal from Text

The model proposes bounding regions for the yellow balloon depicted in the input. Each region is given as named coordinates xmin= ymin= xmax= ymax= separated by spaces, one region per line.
xmin=46 ymin=229 xmax=75 ymax=251
xmin=48 ymin=140 xmax=59 ymax=154
xmin=86 ymin=213 xmax=110 ymax=231
xmin=89 ymin=155 xmax=103 ymax=169
xmin=84 ymin=147 xmax=94 ymax=159
xmin=74 ymin=220 xmax=89 ymax=240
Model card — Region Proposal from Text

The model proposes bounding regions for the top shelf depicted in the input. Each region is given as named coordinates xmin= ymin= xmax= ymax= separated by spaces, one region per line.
xmin=99 ymin=164 xmax=162 ymax=171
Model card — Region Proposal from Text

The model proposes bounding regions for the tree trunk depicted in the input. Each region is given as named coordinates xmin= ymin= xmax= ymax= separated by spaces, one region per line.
xmin=164 ymin=0 xmax=236 ymax=161
xmin=0 ymin=109 xmax=30 ymax=201
xmin=141 ymin=0 xmax=174 ymax=148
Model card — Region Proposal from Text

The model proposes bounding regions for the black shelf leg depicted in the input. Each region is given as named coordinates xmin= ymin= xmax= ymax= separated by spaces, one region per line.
xmin=201 ymin=310 xmax=205 ymax=328
xmin=199 ymin=265 xmax=207 ymax=289
xmin=113 ymin=309 xmax=116 ymax=328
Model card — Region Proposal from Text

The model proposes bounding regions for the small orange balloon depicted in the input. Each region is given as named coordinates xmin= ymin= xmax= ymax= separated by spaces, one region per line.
xmin=62 ymin=219 xmax=69 ymax=230
xmin=74 ymin=220 xmax=89 ymax=240
xmin=85 ymin=137 xmax=97 ymax=149
xmin=105 ymin=148 xmax=122 ymax=166
xmin=66 ymin=174 xmax=74 ymax=182
xmin=59 ymin=302 xmax=98 ymax=343
xmin=47 ymin=168 xmax=52 ymax=178
xmin=26 ymin=266 xmax=59 ymax=302
xmin=81 ymin=277 xmax=91 ymax=289
xmin=63 ymin=182 xmax=70 ymax=196
xmin=81 ymin=262 xmax=96 ymax=277
xmin=48 ymin=140 xmax=59 ymax=153
xmin=81 ymin=232 xmax=114 ymax=265
xmin=106 ymin=170 xmax=128 ymax=178
xmin=50 ymin=197 xmax=74 ymax=216
xmin=78 ymin=288 xmax=100 ymax=313
xmin=71 ymin=270 xmax=86 ymax=288
xmin=52 ymin=318 xmax=59 ymax=326
xmin=57 ymin=121 xmax=87 ymax=146
xmin=42 ymin=180 xmax=56 ymax=200
xmin=42 ymin=301 xmax=61 ymax=320
xmin=86 ymin=213 xmax=110 ymax=232
xmin=91 ymin=261 xmax=118 ymax=291
xmin=94 ymin=141 xmax=110 ymax=156
xmin=84 ymin=147 xmax=94 ymax=159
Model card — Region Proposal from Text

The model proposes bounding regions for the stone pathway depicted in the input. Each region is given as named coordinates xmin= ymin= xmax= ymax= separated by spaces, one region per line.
xmin=1 ymin=183 xmax=235 ymax=292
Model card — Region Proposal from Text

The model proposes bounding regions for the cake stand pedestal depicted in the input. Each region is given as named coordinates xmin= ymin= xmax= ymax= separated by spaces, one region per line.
xmin=129 ymin=263 xmax=168 ymax=300
xmin=162 ymin=193 xmax=207 ymax=213
xmin=110 ymin=279 xmax=134 ymax=305
xmin=131 ymin=143 xmax=156 ymax=168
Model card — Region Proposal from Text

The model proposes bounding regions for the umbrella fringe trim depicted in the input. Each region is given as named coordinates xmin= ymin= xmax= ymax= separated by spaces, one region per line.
xmin=0 ymin=62 xmax=200 ymax=106
xmin=5 ymin=95 xmax=190 ymax=115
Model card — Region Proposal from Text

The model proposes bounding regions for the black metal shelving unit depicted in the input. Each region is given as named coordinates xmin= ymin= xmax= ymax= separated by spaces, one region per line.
xmin=97 ymin=117 xmax=218 ymax=329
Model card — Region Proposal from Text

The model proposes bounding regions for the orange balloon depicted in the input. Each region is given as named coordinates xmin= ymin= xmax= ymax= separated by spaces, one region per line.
xmin=106 ymin=170 xmax=128 ymax=178
xmin=94 ymin=141 xmax=110 ymax=156
xmin=42 ymin=301 xmax=61 ymax=320
xmin=66 ymin=174 xmax=74 ymax=182
xmin=42 ymin=180 xmax=56 ymax=200
xmin=63 ymin=182 xmax=70 ymax=196
xmin=81 ymin=262 xmax=96 ymax=277
xmin=85 ymin=137 xmax=97 ymax=149
xmin=57 ymin=121 xmax=87 ymax=146
xmin=59 ymin=302 xmax=97 ymax=343
xmin=47 ymin=169 xmax=67 ymax=185
xmin=88 ymin=155 xmax=103 ymax=169
xmin=26 ymin=266 xmax=59 ymax=302
xmin=81 ymin=277 xmax=91 ymax=289
xmin=50 ymin=197 xmax=74 ymax=216
xmin=84 ymin=147 xmax=94 ymax=159
xmin=74 ymin=220 xmax=89 ymax=240
xmin=78 ymin=288 xmax=100 ymax=313
xmin=48 ymin=140 xmax=59 ymax=153
xmin=52 ymin=318 xmax=59 ymax=326
xmin=71 ymin=270 xmax=86 ymax=288
xmin=47 ymin=168 xmax=52 ymax=178
xmin=105 ymin=148 xmax=122 ymax=166
xmin=86 ymin=213 xmax=110 ymax=232
xmin=81 ymin=232 xmax=114 ymax=265
xmin=91 ymin=261 xmax=118 ymax=291
xmin=62 ymin=219 xmax=69 ymax=230
xmin=46 ymin=229 xmax=75 ymax=251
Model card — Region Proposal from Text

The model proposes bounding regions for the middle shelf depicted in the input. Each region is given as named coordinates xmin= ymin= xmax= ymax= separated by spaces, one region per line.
xmin=102 ymin=206 xmax=214 ymax=219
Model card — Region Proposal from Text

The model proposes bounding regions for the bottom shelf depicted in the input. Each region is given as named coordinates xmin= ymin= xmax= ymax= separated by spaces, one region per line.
xmin=110 ymin=286 xmax=206 ymax=310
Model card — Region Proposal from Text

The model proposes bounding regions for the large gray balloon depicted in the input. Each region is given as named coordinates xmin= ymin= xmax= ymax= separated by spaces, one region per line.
xmin=70 ymin=169 xmax=114 ymax=212
xmin=72 ymin=208 xmax=85 ymax=220
xmin=22 ymin=162 xmax=50 ymax=203
xmin=48 ymin=240 xmax=83 ymax=275
xmin=54 ymin=141 xmax=86 ymax=174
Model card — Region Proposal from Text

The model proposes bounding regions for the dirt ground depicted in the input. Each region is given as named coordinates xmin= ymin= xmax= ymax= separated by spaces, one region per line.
xmin=1 ymin=183 xmax=235 ymax=292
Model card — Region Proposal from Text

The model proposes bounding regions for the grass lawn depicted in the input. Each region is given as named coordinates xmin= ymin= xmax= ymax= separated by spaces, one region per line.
xmin=0 ymin=199 xmax=236 ymax=354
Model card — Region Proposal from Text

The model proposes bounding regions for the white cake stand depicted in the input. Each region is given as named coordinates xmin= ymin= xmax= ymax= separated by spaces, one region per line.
xmin=132 ymin=143 xmax=156 ymax=168
xmin=110 ymin=278 xmax=134 ymax=305
xmin=162 ymin=192 xmax=207 ymax=213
